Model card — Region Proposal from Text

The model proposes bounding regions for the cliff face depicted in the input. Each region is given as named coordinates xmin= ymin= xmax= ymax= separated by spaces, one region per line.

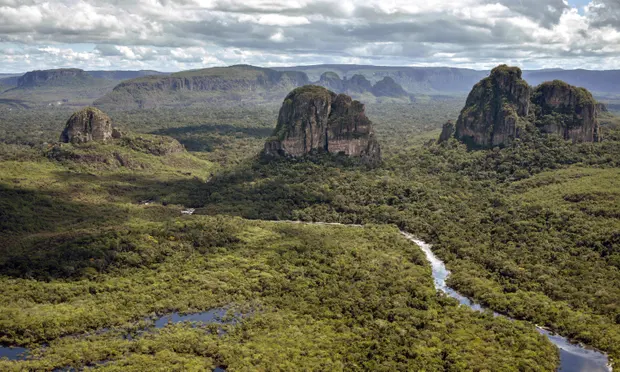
xmin=60 ymin=107 xmax=113 ymax=144
xmin=531 ymin=81 xmax=600 ymax=142
xmin=318 ymin=72 xmax=345 ymax=92
xmin=438 ymin=121 xmax=456 ymax=143
xmin=264 ymin=85 xmax=380 ymax=162
xmin=452 ymin=65 xmax=601 ymax=148
xmin=316 ymin=72 xmax=408 ymax=98
xmin=18 ymin=69 xmax=93 ymax=88
xmin=95 ymin=65 xmax=310 ymax=110
xmin=345 ymin=74 xmax=374 ymax=94
xmin=371 ymin=77 xmax=409 ymax=97
xmin=455 ymin=65 xmax=531 ymax=148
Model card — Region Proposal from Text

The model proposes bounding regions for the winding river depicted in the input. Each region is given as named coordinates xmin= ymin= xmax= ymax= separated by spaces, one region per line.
xmin=400 ymin=232 xmax=613 ymax=372
xmin=0 ymin=222 xmax=614 ymax=371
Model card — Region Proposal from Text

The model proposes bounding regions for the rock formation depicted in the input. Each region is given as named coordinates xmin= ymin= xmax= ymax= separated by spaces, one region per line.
xmin=94 ymin=65 xmax=310 ymax=110
xmin=451 ymin=65 xmax=601 ymax=148
xmin=531 ymin=80 xmax=600 ymax=142
xmin=316 ymin=72 xmax=408 ymax=99
xmin=18 ymin=69 xmax=93 ymax=88
xmin=60 ymin=107 xmax=114 ymax=144
xmin=438 ymin=121 xmax=456 ymax=143
xmin=345 ymin=75 xmax=374 ymax=94
xmin=264 ymin=85 xmax=380 ymax=162
xmin=455 ymin=65 xmax=531 ymax=148
xmin=371 ymin=77 xmax=409 ymax=97
xmin=318 ymin=72 xmax=345 ymax=92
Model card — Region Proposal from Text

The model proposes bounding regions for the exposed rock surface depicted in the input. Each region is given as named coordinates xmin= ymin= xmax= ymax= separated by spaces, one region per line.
xmin=94 ymin=65 xmax=310 ymax=110
xmin=438 ymin=121 xmax=456 ymax=143
xmin=60 ymin=107 xmax=114 ymax=144
xmin=18 ymin=69 xmax=93 ymax=88
xmin=264 ymin=85 xmax=380 ymax=162
xmin=318 ymin=72 xmax=345 ymax=92
xmin=371 ymin=77 xmax=409 ymax=97
xmin=315 ymin=72 xmax=408 ymax=98
xmin=531 ymin=81 xmax=600 ymax=142
xmin=452 ymin=65 xmax=601 ymax=148
xmin=455 ymin=65 xmax=531 ymax=148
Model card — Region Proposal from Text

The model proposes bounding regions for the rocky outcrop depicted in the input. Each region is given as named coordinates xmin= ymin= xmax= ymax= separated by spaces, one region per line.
xmin=18 ymin=69 xmax=93 ymax=88
xmin=438 ymin=121 xmax=456 ymax=143
xmin=318 ymin=72 xmax=345 ymax=92
xmin=455 ymin=65 xmax=531 ymax=148
xmin=60 ymin=107 xmax=114 ymax=144
xmin=451 ymin=65 xmax=601 ymax=148
xmin=345 ymin=75 xmax=374 ymax=94
xmin=264 ymin=85 xmax=380 ymax=162
xmin=316 ymin=72 xmax=408 ymax=98
xmin=372 ymin=77 xmax=408 ymax=97
xmin=531 ymin=81 xmax=600 ymax=142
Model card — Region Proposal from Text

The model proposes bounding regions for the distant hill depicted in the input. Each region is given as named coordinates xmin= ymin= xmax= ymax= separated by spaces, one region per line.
xmin=522 ymin=69 xmax=620 ymax=95
xmin=0 ymin=69 xmax=167 ymax=108
xmin=94 ymin=65 xmax=312 ymax=110
xmin=277 ymin=65 xmax=487 ymax=94
xmin=86 ymin=70 xmax=168 ymax=80
xmin=316 ymin=72 xmax=411 ymax=101
xmin=0 ymin=68 xmax=118 ymax=108
xmin=16 ymin=68 xmax=98 ymax=88
xmin=96 ymin=65 xmax=414 ymax=110
xmin=277 ymin=65 xmax=620 ymax=96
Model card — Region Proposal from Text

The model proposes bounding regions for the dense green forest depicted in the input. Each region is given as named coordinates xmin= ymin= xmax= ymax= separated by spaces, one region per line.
xmin=0 ymin=98 xmax=618 ymax=370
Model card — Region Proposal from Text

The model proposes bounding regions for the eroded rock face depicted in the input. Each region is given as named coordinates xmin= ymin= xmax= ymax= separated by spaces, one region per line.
xmin=60 ymin=107 xmax=113 ymax=144
xmin=452 ymin=64 xmax=601 ymax=148
xmin=532 ymin=81 xmax=600 ymax=142
xmin=345 ymin=75 xmax=373 ymax=94
xmin=264 ymin=85 xmax=380 ymax=162
xmin=455 ymin=65 xmax=531 ymax=148
xmin=18 ymin=68 xmax=91 ymax=88
xmin=317 ymin=72 xmax=345 ymax=92
xmin=372 ymin=77 xmax=408 ymax=97
xmin=438 ymin=121 xmax=455 ymax=143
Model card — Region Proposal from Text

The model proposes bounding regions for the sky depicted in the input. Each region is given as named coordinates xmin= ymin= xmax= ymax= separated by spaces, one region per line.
xmin=0 ymin=0 xmax=619 ymax=73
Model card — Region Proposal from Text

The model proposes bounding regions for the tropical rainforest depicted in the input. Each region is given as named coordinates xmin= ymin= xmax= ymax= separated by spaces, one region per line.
xmin=0 ymin=79 xmax=619 ymax=371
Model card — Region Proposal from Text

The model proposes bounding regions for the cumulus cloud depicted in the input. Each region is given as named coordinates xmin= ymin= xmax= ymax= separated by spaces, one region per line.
xmin=0 ymin=0 xmax=619 ymax=72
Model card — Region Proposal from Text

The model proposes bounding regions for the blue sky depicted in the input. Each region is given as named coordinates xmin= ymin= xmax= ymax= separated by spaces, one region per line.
xmin=0 ymin=0 xmax=619 ymax=72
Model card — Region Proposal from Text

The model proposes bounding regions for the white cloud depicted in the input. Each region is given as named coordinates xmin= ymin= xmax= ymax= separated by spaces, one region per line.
xmin=0 ymin=0 xmax=619 ymax=72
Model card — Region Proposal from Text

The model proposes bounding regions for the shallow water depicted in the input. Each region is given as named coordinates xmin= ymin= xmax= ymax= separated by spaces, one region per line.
xmin=153 ymin=308 xmax=231 ymax=329
xmin=1 ymin=307 xmax=236 ymax=365
xmin=401 ymin=232 xmax=612 ymax=372
xmin=0 ymin=346 xmax=28 ymax=361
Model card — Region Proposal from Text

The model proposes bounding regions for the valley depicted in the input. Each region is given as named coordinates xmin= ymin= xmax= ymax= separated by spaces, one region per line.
xmin=0 ymin=63 xmax=619 ymax=371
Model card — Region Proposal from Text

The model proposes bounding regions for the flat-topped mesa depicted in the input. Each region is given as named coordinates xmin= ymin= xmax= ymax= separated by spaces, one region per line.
xmin=18 ymin=68 xmax=92 ymax=88
xmin=455 ymin=65 xmax=531 ymax=148
xmin=264 ymin=85 xmax=381 ymax=162
xmin=60 ymin=107 xmax=114 ymax=144
xmin=532 ymin=80 xmax=601 ymax=142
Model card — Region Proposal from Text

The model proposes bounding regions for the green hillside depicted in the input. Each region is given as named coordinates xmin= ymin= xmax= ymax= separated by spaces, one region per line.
xmin=94 ymin=65 xmax=311 ymax=110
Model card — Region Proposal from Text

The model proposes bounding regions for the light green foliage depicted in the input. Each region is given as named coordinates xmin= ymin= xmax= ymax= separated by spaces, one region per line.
xmin=1 ymin=94 xmax=618 ymax=370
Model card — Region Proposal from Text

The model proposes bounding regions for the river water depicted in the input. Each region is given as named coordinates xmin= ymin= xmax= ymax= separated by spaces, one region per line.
xmin=401 ymin=232 xmax=613 ymax=372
